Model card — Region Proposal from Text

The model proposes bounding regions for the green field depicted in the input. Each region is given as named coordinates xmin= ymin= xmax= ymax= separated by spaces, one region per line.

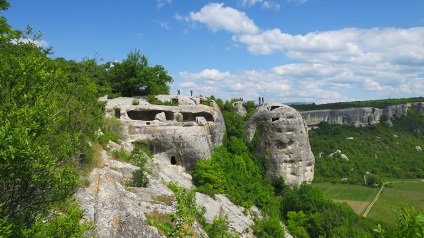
xmin=312 ymin=180 xmax=424 ymax=226
xmin=367 ymin=180 xmax=424 ymax=226
xmin=312 ymin=183 xmax=379 ymax=202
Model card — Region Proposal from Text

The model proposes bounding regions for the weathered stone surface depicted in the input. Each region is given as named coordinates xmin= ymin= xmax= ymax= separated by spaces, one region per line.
xmin=233 ymin=101 xmax=247 ymax=117
xmin=245 ymin=103 xmax=315 ymax=186
xmin=300 ymin=102 xmax=424 ymax=129
xmin=104 ymin=96 xmax=225 ymax=170
xmin=154 ymin=112 xmax=166 ymax=122
xmin=76 ymin=146 xmax=259 ymax=237
xmin=76 ymin=150 xmax=166 ymax=238
xmin=195 ymin=193 xmax=257 ymax=237
xmin=196 ymin=116 xmax=207 ymax=126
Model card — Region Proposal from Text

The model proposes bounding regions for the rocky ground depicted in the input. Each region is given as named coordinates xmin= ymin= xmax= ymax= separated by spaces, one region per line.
xmin=76 ymin=142 xmax=260 ymax=238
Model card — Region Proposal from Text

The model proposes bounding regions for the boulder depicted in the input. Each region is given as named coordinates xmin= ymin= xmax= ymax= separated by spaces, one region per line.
xmin=196 ymin=116 xmax=207 ymax=126
xmin=154 ymin=112 xmax=166 ymax=122
xmin=245 ymin=103 xmax=315 ymax=186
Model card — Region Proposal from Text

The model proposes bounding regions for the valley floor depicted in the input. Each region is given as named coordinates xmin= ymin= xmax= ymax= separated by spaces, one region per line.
xmin=312 ymin=180 xmax=424 ymax=226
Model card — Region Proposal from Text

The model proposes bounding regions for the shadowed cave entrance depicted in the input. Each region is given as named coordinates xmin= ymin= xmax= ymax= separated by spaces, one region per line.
xmin=181 ymin=112 xmax=214 ymax=122
xmin=170 ymin=156 xmax=177 ymax=165
xmin=127 ymin=110 xmax=174 ymax=121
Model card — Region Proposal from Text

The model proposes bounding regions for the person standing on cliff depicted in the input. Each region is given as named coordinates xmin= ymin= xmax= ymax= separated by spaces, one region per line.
xmin=258 ymin=96 xmax=261 ymax=106
xmin=262 ymin=97 xmax=264 ymax=105
xmin=190 ymin=90 xmax=193 ymax=96
xmin=177 ymin=89 xmax=180 ymax=95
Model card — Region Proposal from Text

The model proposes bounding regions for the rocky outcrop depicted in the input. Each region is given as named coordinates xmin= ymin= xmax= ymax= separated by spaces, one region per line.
xmin=233 ymin=101 xmax=247 ymax=117
xmin=105 ymin=96 xmax=225 ymax=170
xmin=245 ymin=103 xmax=315 ymax=186
xmin=300 ymin=102 xmax=424 ymax=129
xmin=76 ymin=146 xmax=258 ymax=237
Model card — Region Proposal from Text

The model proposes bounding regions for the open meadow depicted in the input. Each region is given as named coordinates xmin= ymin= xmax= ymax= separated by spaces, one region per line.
xmin=312 ymin=180 xmax=424 ymax=226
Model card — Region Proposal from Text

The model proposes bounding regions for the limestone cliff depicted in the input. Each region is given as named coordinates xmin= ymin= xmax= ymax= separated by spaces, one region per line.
xmin=300 ymin=102 xmax=424 ymax=129
xmin=105 ymin=96 xmax=225 ymax=170
xmin=245 ymin=103 xmax=315 ymax=186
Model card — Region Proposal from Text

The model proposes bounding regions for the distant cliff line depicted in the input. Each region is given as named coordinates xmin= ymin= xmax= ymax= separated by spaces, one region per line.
xmin=299 ymin=102 xmax=424 ymax=129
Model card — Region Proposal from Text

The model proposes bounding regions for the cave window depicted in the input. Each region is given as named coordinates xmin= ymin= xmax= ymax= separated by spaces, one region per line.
xmin=272 ymin=117 xmax=279 ymax=122
xmin=171 ymin=156 xmax=177 ymax=165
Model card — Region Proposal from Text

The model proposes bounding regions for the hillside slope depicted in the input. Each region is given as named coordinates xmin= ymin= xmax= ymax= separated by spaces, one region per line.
xmin=309 ymin=108 xmax=424 ymax=184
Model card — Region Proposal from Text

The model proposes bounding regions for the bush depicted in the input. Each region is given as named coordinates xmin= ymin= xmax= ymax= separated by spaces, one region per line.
xmin=98 ymin=117 xmax=125 ymax=147
xmin=132 ymin=99 xmax=139 ymax=105
xmin=252 ymin=217 xmax=285 ymax=238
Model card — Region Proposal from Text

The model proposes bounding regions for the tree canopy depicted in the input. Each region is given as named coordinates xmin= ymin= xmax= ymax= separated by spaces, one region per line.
xmin=106 ymin=49 xmax=173 ymax=97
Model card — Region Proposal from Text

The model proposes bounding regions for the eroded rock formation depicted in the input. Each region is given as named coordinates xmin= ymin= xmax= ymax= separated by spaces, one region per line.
xmin=300 ymin=102 xmax=424 ymax=129
xmin=246 ymin=103 xmax=315 ymax=186
xmin=105 ymin=96 xmax=225 ymax=170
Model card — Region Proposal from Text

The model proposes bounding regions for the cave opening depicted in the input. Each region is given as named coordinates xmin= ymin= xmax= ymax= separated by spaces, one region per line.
xmin=181 ymin=112 xmax=214 ymax=122
xmin=127 ymin=110 xmax=174 ymax=121
xmin=170 ymin=156 xmax=177 ymax=165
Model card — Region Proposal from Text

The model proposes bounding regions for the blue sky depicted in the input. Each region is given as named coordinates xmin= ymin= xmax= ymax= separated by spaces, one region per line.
xmin=4 ymin=0 xmax=424 ymax=104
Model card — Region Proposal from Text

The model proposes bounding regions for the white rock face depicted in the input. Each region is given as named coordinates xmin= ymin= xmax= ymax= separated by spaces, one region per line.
xmin=233 ymin=101 xmax=247 ymax=117
xmin=245 ymin=103 xmax=315 ymax=186
xmin=104 ymin=96 xmax=225 ymax=170
xmin=300 ymin=102 xmax=424 ymax=129
xmin=76 ymin=147 xmax=258 ymax=237
xmin=195 ymin=193 xmax=257 ymax=236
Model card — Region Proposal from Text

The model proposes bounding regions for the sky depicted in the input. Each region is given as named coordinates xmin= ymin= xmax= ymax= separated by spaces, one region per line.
xmin=3 ymin=0 xmax=424 ymax=104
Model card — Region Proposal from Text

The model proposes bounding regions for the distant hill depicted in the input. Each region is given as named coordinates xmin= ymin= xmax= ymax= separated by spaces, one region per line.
xmin=291 ymin=97 xmax=424 ymax=111
xmin=309 ymin=103 xmax=424 ymax=184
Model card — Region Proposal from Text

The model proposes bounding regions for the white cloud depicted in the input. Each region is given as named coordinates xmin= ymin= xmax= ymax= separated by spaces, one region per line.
xmin=239 ymin=0 xmax=280 ymax=9
xmin=237 ymin=27 xmax=424 ymax=67
xmin=156 ymin=0 xmax=171 ymax=9
xmin=262 ymin=1 xmax=280 ymax=10
xmin=155 ymin=20 xmax=170 ymax=29
xmin=13 ymin=38 xmax=49 ymax=48
xmin=180 ymin=69 xmax=231 ymax=81
xmin=187 ymin=3 xmax=259 ymax=34
xmin=176 ymin=4 xmax=424 ymax=103
xmin=239 ymin=0 xmax=263 ymax=7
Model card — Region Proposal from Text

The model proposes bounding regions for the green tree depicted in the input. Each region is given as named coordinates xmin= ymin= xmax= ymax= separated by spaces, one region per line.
xmin=106 ymin=49 xmax=173 ymax=97
xmin=0 ymin=5 xmax=98 ymax=235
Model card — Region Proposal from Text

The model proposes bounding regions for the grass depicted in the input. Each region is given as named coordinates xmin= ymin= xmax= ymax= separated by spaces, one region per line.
xmin=313 ymin=180 xmax=424 ymax=227
xmin=312 ymin=183 xmax=379 ymax=202
xmin=366 ymin=180 xmax=424 ymax=227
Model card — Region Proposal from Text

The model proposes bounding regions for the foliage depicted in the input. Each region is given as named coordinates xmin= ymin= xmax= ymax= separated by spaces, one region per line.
xmin=167 ymin=182 xmax=238 ymax=238
xmin=281 ymin=184 xmax=377 ymax=237
xmin=112 ymin=145 xmax=150 ymax=187
xmin=145 ymin=212 xmax=174 ymax=236
xmin=146 ymin=94 xmax=178 ymax=106
xmin=205 ymin=216 xmax=238 ymax=238
xmin=286 ymin=211 xmax=310 ymax=238
xmin=21 ymin=199 xmax=94 ymax=238
xmin=132 ymin=98 xmax=139 ymax=105
xmin=393 ymin=205 xmax=424 ymax=238
xmin=0 ymin=5 xmax=103 ymax=235
xmin=105 ymin=49 xmax=173 ymax=97
xmin=252 ymin=217 xmax=285 ymax=238
xmin=310 ymin=109 xmax=424 ymax=184
xmin=167 ymin=182 xmax=197 ymax=237
xmin=98 ymin=117 xmax=125 ymax=147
